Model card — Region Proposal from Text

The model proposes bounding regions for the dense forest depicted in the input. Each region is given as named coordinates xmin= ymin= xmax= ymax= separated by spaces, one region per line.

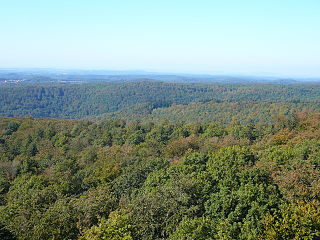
xmin=0 ymin=81 xmax=320 ymax=239
xmin=0 ymin=111 xmax=320 ymax=239
xmin=1 ymin=81 xmax=320 ymax=119
xmin=95 ymin=100 xmax=320 ymax=124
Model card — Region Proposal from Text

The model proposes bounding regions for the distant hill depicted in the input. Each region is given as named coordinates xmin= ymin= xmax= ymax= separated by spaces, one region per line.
xmin=93 ymin=100 xmax=320 ymax=124
xmin=0 ymin=69 xmax=319 ymax=84
xmin=0 ymin=81 xmax=320 ymax=121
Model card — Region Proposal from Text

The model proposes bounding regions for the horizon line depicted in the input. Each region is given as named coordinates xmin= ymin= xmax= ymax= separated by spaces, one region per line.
xmin=0 ymin=67 xmax=320 ymax=79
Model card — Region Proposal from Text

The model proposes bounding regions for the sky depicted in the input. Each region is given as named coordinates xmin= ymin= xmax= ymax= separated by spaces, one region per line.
xmin=0 ymin=0 xmax=320 ymax=77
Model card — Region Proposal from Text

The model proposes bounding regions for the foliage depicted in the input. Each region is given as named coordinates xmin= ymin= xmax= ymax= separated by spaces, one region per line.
xmin=1 ymin=82 xmax=320 ymax=122
xmin=0 ymin=111 xmax=319 ymax=239
xmin=81 ymin=211 xmax=134 ymax=240
xmin=259 ymin=201 xmax=320 ymax=240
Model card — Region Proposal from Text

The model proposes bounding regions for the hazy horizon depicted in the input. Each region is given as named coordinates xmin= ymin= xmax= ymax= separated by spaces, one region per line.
xmin=1 ymin=67 xmax=320 ymax=79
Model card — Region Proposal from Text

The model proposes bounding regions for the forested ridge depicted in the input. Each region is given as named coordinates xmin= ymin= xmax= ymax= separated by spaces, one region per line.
xmin=1 ymin=112 xmax=320 ymax=239
xmin=95 ymin=100 xmax=320 ymax=124
xmin=1 ymin=81 xmax=320 ymax=119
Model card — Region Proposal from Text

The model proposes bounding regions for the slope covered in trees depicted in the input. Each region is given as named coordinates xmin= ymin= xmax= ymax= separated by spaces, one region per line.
xmin=1 ymin=81 xmax=320 ymax=119
xmin=95 ymin=100 xmax=320 ymax=124
xmin=0 ymin=112 xmax=320 ymax=239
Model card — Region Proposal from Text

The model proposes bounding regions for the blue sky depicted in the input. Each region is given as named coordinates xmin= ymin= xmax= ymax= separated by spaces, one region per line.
xmin=1 ymin=0 xmax=319 ymax=76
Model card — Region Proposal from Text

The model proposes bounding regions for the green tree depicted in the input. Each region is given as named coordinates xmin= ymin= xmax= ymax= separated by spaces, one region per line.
xmin=80 ymin=211 xmax=134 ymax=240
xmin=259 ymin=201 xmax=320 ymax=240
